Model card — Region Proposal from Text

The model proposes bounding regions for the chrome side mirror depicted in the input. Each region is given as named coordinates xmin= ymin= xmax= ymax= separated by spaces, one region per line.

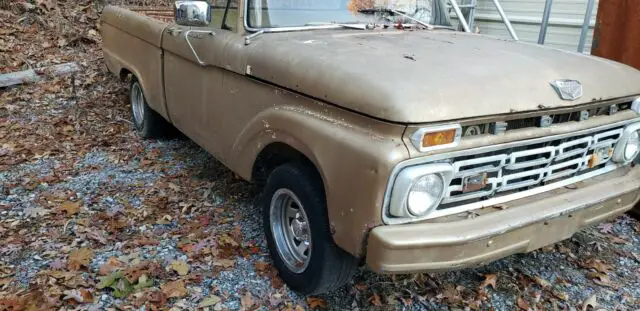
xmin=174 ymin=1 xmax=211 ymax=26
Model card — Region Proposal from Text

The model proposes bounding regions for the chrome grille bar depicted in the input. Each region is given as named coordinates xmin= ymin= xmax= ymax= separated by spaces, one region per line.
xmin=442 ymin=127 xmax=624 ymax=204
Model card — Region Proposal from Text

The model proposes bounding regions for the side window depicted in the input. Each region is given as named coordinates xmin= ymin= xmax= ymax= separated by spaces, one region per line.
xmin=211 ymin=0 xmax=239 ymax=31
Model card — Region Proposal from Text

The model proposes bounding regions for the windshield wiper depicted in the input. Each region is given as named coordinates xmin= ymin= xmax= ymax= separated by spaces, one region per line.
xmin=358 ymin=8 xmax=455 ymax=30
xmin=304 ymin=22 xmax=373 ymax=30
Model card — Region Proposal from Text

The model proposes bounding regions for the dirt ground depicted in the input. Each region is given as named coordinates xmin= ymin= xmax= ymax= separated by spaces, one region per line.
xmin=1 ymin=1 xmax=639 ymax=310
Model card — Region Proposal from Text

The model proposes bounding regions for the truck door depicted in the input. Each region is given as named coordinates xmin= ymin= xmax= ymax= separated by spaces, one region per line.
xmin=161 ymin=1 xmax=240 ymax=160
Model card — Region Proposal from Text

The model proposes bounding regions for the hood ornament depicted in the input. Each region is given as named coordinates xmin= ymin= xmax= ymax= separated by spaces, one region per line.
xmin=550 ymin=80 xmax=583 ymax=101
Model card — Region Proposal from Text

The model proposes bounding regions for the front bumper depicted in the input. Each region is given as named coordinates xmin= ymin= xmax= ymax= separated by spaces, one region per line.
xmin=366 ymin=166 xmax=640 ymax=273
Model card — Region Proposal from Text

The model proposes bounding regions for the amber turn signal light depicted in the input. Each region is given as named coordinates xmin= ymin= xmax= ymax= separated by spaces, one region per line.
xmin=410 ymin=125 xmax=462 ymax=153
xmin=422 ymin=129 xmax=457 ymax=147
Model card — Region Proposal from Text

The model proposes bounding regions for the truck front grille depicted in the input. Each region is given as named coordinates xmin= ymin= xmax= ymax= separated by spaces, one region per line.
xmin=440 ymin=125 xmax=625 ymax=207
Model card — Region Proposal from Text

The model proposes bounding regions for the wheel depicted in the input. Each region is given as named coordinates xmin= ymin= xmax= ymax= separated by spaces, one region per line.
xmin=262 ymin=162 xmax=357 ymax=295
xmin=129 ymin=78 xmax=169 ymax=138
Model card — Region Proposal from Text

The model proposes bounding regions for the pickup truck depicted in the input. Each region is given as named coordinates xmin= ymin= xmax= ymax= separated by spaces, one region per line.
xmin=101 ymin=0 xmax=640 ymax=294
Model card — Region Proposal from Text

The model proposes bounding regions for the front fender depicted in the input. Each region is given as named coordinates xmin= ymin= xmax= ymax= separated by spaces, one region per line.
xmin=229 ymin=103 xmax=409 ymax=257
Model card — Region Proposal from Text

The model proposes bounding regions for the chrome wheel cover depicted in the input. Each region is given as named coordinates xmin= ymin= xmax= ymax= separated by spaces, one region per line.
xmin=270 ymin=188 xmax=312 ymax=273
xmin=131 ymin=82 xmax=145 ymax=128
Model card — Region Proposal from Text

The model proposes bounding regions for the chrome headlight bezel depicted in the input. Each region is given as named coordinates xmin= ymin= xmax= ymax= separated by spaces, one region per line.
xmin=613 ymin=122 xmax=640 ymax=164
xmin=632 ymin=97 xmax=640 ymax=114
xmin=386 ymin=163 xmax=454 ymax=222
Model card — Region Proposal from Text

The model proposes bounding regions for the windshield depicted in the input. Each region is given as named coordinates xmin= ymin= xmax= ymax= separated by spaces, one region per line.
xmin=246 ymin=0 xmax=452 ymax=29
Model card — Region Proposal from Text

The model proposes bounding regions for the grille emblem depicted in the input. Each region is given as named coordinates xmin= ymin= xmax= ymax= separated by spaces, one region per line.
xmin=550 ymin=80 xmax=583 ymax=101
xmin=462 ymin=173 xmax=488 ymax=193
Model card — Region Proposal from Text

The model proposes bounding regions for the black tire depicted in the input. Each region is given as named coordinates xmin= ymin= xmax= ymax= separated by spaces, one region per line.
xmin=129 ymin=78 xmax=169 ymax=139
xmin=261 ymin=163 xmax=357 ymax=295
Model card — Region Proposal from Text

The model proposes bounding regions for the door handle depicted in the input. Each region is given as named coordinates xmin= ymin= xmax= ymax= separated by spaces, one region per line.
xmin=184 ymin=30 xmax=216 ymax=66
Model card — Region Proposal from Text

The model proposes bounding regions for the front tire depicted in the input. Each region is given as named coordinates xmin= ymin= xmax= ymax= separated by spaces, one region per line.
xmin=129 ymin=79 xmax=169 ymax=139
xmin=261 ymin=163 xmax=357 ymax=295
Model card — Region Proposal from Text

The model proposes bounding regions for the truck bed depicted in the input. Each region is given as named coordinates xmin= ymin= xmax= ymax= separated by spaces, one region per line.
xmin=126 ymin=6 xmax=174 ymax=23
xmin=101 ymin=5 xmax=170 ymax=119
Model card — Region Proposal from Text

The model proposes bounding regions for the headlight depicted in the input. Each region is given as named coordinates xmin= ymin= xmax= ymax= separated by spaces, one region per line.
xmin=613 ymin=123 xmax=640 ymax=164
xmin=407 ymin=174 xmax=445 ymax=216
xmin=387 ymin=163 xmax=453 ymax=221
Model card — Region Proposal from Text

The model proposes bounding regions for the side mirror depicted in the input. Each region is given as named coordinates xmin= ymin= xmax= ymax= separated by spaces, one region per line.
xmin=174 ymin=1 xmax=211 ymax=26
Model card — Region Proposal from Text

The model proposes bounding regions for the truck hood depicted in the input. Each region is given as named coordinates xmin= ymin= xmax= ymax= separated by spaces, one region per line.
xmin=245 ymin=30 xmax=640 ymax=123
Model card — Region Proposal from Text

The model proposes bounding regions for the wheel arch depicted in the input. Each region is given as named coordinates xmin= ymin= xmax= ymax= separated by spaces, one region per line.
xmin=252 ymin=142 xmax=325 ymax=193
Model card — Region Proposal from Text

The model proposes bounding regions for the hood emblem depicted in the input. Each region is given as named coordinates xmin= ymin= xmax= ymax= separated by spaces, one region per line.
xmin=550 ymin=80 xmax=583 ymax=101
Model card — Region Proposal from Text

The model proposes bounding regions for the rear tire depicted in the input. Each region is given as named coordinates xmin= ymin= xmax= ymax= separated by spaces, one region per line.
xmin=261 ymin=162 xmax=357 ymax=295
xmin=129 ymin=78 xmax=169 ymax=139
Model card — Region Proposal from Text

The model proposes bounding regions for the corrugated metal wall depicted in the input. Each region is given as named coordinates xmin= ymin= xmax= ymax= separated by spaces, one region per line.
xmin=465 ymin=0 xmax=598 ymax=52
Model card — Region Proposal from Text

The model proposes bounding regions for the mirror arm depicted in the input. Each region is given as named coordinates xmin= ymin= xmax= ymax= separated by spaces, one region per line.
xmin=184 ymin=30 xmax=216 ymax=66
xmin=221 ymin=0 xmax=232 ymax=30
xmin=244 ymin=30 xmax=264 ymax=45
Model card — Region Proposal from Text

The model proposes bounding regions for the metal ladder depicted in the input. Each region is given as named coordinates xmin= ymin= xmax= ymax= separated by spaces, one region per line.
xmin=448 ymin=0 xmax=519 ymax=40
xmin=537 ymin=0 xmax=597 ymax=53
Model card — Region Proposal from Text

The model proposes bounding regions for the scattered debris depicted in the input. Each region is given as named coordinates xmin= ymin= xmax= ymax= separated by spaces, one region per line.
xmin=0 ymin=62 xmax=80 ymax=88
xmin=403 ymin=54 xmax=416 ymax=61
xmin=0 ymin=0 xmax=639 ymax=310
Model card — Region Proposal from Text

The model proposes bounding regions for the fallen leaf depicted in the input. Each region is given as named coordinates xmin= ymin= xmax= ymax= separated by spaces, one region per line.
xmin=48 ymin=259 xmax=66 ymax=270
xmin=241 ymin=291 xmax=256 ymax=310
xmin=213 ymin=258 xmax=235 ymax=268
xmin=587 ymin=272 xmax=613 ymax=287
xmin=582 ymin=294 xmax=598 ymax=311
xmin=254 ymin=261 xmax=269 ymax=272
xmin=307 ymin=296 xmax=328 ymax=309
xmin=597 ymin=223 xmax=614 ymax=234
xmin=97 ymin=271 xmax=123 ymax=289
xmin=98 ymin=257 xmax=123 ymax=275
xmin=36 ymin=0 xmax=57 ymax=10
xmin=606 ymin=235 xmax=630 ymax=245
xmin=57 ymin=200 xmax=82 ymax=216
xmin=23 ymin=207 xmax=50 ymax=218
xmin=199 ymin=294 xmax=222 ymax=308
xmin=551 ymin=289 xmax=569 ymax=301
xmin=161 ymin=280 xmax=187 ymax=298
xmin=133 ymin=274 xmax=153 ymax=290
xmin=580 ymin=259 xmax=613 ymax=274
xmin=112 ymin=278 xmax=134 ymax=298
xmin=368 ymin=293 xmax=382 ymax=306
xmin=517 ymin=297 xmax=531 ymax=310
xmin=480 ymin=274 xmax=498 ymax=289
xmin=531 ymin=275 xmax=551 ymax=289
xmin=62 ymin=289 xmax=93 ymax=303
xmin=170 ymin=260 xmax=189 ymax=276
xmin=0 ymin=278 xmax=12 ymax=287
xmin=67 ymin=248 xmax=93 ymax=270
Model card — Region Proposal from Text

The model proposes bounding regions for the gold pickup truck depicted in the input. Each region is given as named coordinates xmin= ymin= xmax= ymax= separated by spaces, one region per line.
xmin=101 ymin=0 xmax=640 ymax=294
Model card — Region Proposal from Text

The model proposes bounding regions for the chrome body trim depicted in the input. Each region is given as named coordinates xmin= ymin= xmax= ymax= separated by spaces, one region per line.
xmin=382 ymin=117 xmax=640 ymax=224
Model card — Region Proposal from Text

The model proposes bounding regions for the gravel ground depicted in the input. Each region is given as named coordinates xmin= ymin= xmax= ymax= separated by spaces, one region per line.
xmin=1 ymin=1 xmax=640 ymax=310
xmin=2 ymin=112 xmax=640 ymax=310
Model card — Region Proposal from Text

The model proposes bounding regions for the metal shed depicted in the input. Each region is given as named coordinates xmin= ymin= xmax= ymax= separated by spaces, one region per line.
xmin=468 ymin=0 xmax=599 ymax=52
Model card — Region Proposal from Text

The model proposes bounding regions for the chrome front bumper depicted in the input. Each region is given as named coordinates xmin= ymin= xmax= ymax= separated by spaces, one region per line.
xmin=366 ymin=166 xmax=640 ymax=273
